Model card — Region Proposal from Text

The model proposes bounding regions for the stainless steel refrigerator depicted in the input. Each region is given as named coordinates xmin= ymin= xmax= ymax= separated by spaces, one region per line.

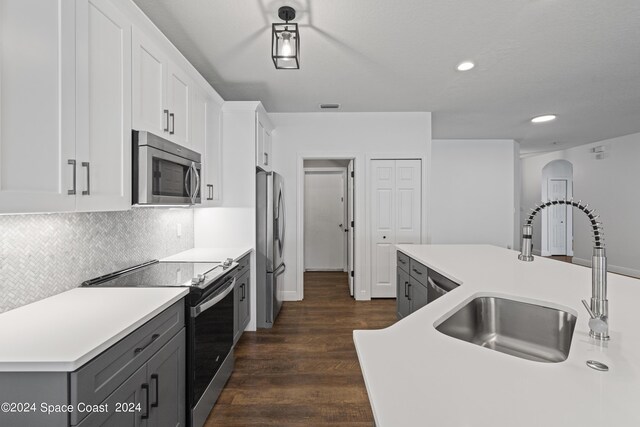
xmin=256 ymin=171 xmax=286 ymax=328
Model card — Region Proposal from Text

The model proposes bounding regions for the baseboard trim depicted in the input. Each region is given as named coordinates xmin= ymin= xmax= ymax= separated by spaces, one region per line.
xmin=533 ymin=249 xmax=542 ymax=256
xmin=572 ymin=257 xmax=640 ymax=278
xmin=282 ymin=290 xmax=300 ymax=301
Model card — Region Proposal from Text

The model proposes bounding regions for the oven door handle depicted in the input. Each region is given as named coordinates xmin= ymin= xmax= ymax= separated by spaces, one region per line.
xmin=191 ymin=277 xmax=236 ymax=317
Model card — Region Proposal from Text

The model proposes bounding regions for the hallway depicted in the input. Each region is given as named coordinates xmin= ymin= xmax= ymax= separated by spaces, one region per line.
xmin=206 ymin=272 xmax=396 ymax=426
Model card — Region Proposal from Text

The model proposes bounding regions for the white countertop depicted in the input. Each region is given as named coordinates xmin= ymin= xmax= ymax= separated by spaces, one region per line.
xmin=161 ymin=247 xmax=252 ymax=263
xmin=354 ymin=245 xmax=640 ymax=427
xmin=0 ymin=287 xmax=188 ymax=372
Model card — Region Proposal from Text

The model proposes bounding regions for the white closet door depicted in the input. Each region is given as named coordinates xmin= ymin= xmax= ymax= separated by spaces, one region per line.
xmin=371 ymin=159 xmax=422 ymax=298
xmin=548 ymin=179 xmax=568 ymax=255
xmin=371 ymin=160 xmax=397 ymax=298
xmin=395 ymin=160 xmax=421 ymax=244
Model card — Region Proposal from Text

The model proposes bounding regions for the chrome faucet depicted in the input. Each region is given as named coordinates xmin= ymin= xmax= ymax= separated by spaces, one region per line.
xmin=518 ymin=199 xmax=610 ymax=341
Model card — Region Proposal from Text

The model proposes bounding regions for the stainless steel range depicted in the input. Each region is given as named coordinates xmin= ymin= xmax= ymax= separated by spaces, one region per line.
xmin=82 ymin=259 xmax=237 ymax=427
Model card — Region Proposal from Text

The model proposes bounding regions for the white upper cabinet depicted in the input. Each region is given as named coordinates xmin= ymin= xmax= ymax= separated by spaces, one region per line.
xmin=256 ymin=108 xmax=273 ymax=172
xmin=75 ymin=0 xmax=132 ymax=212
xmin=0 ymin=0 xmax=76 ymax=214
xmin=132 ymin=28 xmax=167 ymax=137
xmin=202 ymin=93 xmax=223 ymax=205
xmin=132 ymin=29 xmax=192 ymax=147
xmin=0 ymin=0 xmax=222 ymax=215
xmin=167 ymin=62 xmax=191 ymax=147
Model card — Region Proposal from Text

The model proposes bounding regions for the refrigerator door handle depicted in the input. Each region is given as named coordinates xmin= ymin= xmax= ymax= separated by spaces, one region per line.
xmin=278 ymin=185 xmax=285 ymax=255
xmin=274 ymin=263 xmax=286 ymax=277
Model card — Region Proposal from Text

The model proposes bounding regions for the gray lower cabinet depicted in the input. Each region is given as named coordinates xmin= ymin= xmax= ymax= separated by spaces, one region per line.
xmin=233 ymin=255 xmax=251 ymax=345
xmin=396 ymin=268 xmax=411 ymax=318
xmin=396 ymin=251 xmax=435 ymax=319
xmin=0 ymin=300 xmax=186 ymax=427
xmin=76 ymin=364 xmax=148 ymax=427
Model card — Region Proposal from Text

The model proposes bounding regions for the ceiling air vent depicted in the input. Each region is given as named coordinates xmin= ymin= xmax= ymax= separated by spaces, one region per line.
xmin=319 ymin=103 xmax=341 ymax=110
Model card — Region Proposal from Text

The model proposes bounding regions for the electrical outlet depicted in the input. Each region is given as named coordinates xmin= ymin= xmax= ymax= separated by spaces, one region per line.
xmin=177 ymin=223 xmax=182 ymax=237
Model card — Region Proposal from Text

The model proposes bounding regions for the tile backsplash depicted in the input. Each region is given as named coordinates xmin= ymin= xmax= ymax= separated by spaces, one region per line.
xmin=0 ymin=208 xmax=194 ymax=313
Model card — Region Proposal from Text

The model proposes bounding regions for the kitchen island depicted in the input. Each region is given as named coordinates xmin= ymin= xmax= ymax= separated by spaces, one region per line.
xmin=354 ymin=245 xmax=640 ymax=427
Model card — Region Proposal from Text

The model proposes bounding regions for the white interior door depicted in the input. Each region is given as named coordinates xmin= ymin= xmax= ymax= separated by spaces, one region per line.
xmin=304 ymin=170 xmax=345 ymax=270
xmin=371 ymin=160 xmax=396 ymax=297
xmin=395 ymin=160 xmax=421 ymax=245
xmin=347 ymin=160 xmax=355 ymax=296
xmin=548 ymin=179 xmax=568 ymax=255
xmin=371 ymin=159 xmax=422 ymax=298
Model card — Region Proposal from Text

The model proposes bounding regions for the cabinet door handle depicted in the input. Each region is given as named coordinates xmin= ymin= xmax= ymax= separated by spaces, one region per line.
xmin=81 ymin=162 xmax=90 ymax=195
xmin=241 ymin=283 xmax=246 ymax=301
xmin=207 ymin=184 xmax=213 ymax=200
xmin=163 ymin=109 xmax=169 ymax=132
xmin=141 ymin=383 xmax=150 ymax=420
xmin=169 ymin=113 xmax=175 ymax=135
xmin=407 ymin=283 xmax=412 ymax=301
xmin=68 ymin=159 xmax=77 ymax=195
xmin=134 ymin=333 xmax=160 ymax=355
xmin=264 ymin=152 xmax=269 ymax=166
xmin=404 ymin=281 xmax=409 ymax=298
xmin=151 ymin=374 xmax=159 ymax=408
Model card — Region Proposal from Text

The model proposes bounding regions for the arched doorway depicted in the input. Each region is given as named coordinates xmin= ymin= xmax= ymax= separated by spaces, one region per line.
xmin=541 ymin=160 xmax=574 ymax=256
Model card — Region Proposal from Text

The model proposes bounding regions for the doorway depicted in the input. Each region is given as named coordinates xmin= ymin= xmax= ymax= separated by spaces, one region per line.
xmin=302 ymin=159 xmax=356 ymax=297
xmin=541 ymin=160 xmax=574 ymax=256
xmin=304 ymin=169 xmax=347 ymax=271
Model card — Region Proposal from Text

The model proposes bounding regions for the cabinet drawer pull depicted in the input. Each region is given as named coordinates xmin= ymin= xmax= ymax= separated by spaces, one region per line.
xmin=163 ymin=109 xmax=169 ymax=132
xmin=81 ymin=162 xmax=90 ymax=196
xmin=169 ymin=113 xmax=175 ymax=135
xmin=141 ymin=383 xmax=150 ymax=419
xmin=134 ymin=333 xmax=160 ymax=355
xmin=412 ymin=268 xmax=422 ymax=275
xmin=68 ymin=159 xmax=77 ymax=195
xmin=399 ymin=258 xmax=406 ymax=265
xmin=151 ymin=374 xmax=159 ymax=408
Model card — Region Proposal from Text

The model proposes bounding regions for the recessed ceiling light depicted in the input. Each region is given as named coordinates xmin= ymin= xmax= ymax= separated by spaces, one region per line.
xmin=531 ymin=114 xmax=557 ymax=123
xmin=456 ymin=61 xmax=475 ymax=71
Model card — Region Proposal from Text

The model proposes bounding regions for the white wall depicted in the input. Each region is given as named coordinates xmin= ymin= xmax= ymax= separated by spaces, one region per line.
xmin=521 ymin=132 xmax=640 ymax=277
xmin=271 ymin=112 xmax=432 ymax=301
xmin=430 ymin=139 xmax=519 ymax=248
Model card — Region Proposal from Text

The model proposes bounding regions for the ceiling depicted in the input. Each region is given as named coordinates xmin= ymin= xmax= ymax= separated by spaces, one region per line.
xmin=132 ymin=0 xmax=640 ymax=154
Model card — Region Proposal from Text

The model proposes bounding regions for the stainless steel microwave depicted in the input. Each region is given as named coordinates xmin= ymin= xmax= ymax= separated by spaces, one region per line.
xmin=132 ymin=130 xmax=201 ymax=205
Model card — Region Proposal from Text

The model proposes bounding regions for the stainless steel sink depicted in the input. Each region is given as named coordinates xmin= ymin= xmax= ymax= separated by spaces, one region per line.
xmin=435 ymin=296 xmax=577 ymax=363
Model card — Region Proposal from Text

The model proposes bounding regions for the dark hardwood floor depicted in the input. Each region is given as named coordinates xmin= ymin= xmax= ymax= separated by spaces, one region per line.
xmin=206 ymin=272 xmax=396 ymax=426
xmin=548 ymin=255 xmax=573 ymax=264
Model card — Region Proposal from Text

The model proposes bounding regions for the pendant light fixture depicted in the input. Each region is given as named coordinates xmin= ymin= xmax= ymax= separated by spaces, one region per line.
xmin=272 ymin=6 xmax=300 ymax=69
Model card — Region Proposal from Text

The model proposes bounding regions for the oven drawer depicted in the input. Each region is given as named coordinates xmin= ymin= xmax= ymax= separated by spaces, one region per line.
xmin=69 ymin=300 xmax=184 ymax=425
